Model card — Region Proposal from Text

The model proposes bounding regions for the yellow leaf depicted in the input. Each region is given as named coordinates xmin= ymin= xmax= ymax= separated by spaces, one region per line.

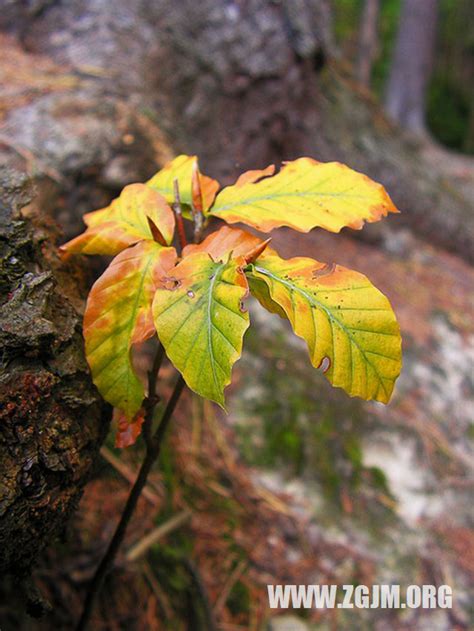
xmin=61 ymin=184 xmax=175 ymax=256
xmin=210 ymin=157 xmax=398 ymax=233
xmin=84 ymin=241 xmax=177 ymax=418
xmin=147 ymin=154 xmax=219 ymax=211
xmin=152 ymin=252 xmax=249 ymax=407
xmin=248 ymin=252 xmax=402 ymax=403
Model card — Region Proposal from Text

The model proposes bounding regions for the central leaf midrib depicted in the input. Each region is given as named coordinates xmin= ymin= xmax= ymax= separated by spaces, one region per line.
xmin=207 ymin=263 xmax=225 ymax=392
xmin=213 ymin=190 xmax=378 ymax=214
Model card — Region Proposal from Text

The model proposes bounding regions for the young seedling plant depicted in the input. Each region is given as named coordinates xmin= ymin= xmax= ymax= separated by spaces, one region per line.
xmin=63 ymin=155 xmax=402 ymax=629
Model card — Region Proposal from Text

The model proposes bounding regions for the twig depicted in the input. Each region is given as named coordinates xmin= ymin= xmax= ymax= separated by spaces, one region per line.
xmin=76 ymin=371 xmax=186 ymax=631
xmin=126 ymin=510 xmax=192 ymax=562
xmin=172 ymin=178 xmax=187 ymax=253
xmin=213 ymin=559 xmax=247 ymax=616
xmin=183 ymin=558 xmax=218 ymax=631
xmin=142 ymin=561 xmax=174 ymax=621
xmin=143 ymin=343 xmax=166 ymax=450
xmin=76 ymin=174 xmax=197 ymax=628
xmin=99 ymin=446 xmax=162 ymax=506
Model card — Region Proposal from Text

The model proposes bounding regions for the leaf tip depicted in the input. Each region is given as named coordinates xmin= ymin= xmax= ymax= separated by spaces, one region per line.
xmin=147 ymin=215 xmax=168 ymax=246
xmin=243 ymin=238 xmax=272 ymax=264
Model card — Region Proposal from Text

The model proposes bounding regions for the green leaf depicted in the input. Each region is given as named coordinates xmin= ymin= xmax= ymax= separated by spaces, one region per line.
xmin=247 ymin=251 xmax=402 ymax=403
xmin=152 ymin=252 xmax=250 ymax=406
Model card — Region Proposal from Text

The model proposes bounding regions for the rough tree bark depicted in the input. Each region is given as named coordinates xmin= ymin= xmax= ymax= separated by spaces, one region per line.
xmin=0 ymin=0 xmax=472 ymax=262
xmin=0 ymin=168 xmax=110 ymax=612
xmin=384 ymin=0 xmax=439 ymax=133
xmin=356 ymin=0 xmax=380 ymax=88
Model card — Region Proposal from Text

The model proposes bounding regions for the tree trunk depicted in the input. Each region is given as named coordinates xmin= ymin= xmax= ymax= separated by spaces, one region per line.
xmin=0 ymin=168 xmax=110 ymax=613
xmin=356 ymin=0 xmax=380 ymax=88
xmin=384 ymin=0 xmax=439 ymax=133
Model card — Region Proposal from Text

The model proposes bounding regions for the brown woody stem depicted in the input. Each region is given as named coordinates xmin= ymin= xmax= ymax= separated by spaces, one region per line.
xmin=75 ymin=363 xmax=185 ymax=631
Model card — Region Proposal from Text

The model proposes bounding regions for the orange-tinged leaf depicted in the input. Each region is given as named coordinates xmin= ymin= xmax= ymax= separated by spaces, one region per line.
xmin=152 ymin=252 xmax=249 ymax=407
xmin=115 ymin=408 xmax=145 ymax=448
xmin=234 ymin=164 xmax=275 ymax=187
xmin=84 ymin=241 xmax=177 ymax=419
xmin=242 ymin=238 xmax=273 ymax=264
xmin=191 ymin=162 xmax=204 ymax=212
xmin=147 ymin=154 xmax=219 ymax=211
xmin=247 ymin=252 xmax=402 ymax=403
xmin=61 ymin=184 xmax=175 ymax=256
xmin=210 ymin=157 xmax=399 ymax=234
xmin=182 ymin=225 xmax=267 ymax=261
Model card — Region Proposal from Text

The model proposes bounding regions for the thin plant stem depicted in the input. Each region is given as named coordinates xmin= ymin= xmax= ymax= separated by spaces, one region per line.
xmin=76 ymin=372 xmax=185 ymax=631
xmin=172 ymin=178 xmax=187 ymax=253
xmin=143 ymin=342 xmax=166 ymax=450
xmin=183 ymin=558 xmax=218 ymax=631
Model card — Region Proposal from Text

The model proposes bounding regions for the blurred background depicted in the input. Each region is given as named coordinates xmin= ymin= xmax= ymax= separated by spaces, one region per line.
xmin=0 ymin=0 xmax=473 ymax=629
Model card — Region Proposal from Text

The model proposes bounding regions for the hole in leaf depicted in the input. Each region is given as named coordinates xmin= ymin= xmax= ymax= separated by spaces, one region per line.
xmin=162 ymin=277 xmax=181 ymax=291
xmin=318 ymin=356 xmax=331 ymax=373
